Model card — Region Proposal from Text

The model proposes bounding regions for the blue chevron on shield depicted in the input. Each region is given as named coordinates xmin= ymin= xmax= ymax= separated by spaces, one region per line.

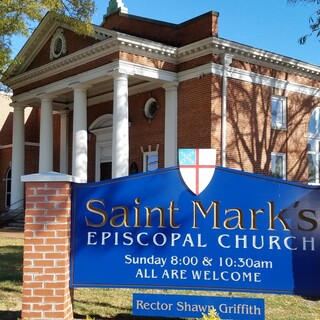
xmin=178 ymin=149 xmax=216 ymax=195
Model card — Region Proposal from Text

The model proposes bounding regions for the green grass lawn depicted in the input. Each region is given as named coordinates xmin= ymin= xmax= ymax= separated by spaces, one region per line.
xmin=0 ymin=232 xmax=319 ymax=320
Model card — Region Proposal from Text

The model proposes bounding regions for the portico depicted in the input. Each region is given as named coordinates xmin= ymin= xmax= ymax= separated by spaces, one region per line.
xmin=8 ymin=57 xmax=178 ymax=208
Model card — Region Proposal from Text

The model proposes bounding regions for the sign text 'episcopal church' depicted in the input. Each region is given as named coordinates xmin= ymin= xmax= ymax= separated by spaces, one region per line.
xmin=71 ymin=149 xmax=320 ymax=297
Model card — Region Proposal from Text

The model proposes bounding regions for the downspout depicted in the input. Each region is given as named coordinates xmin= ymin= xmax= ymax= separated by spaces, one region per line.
xmin=220 ymin=53 xmax=233 ymax=167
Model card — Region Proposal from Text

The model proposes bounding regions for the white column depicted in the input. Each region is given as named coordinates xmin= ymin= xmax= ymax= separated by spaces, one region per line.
xmin=38 ymin=94 xmax=54 ymax=173
xmin=72 ymin=83 xmax=90 ymax=182
xmin=59 ymin=110 xmax=69 ymax=174
xmin=112 ymin=71 xmax=129 ymax=178
xmin=221 ymin=54 xmax=233 ymax=167
xmin=163 ymin=82 xmax=178 ymax=167
xmin=11 ymin=104 xmax=25 ymax=209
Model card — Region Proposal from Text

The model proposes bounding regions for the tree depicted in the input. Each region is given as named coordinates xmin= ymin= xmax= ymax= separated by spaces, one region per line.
xmin=0 ymin=0 xmax=96 ymax=75
xmin=287 ymin=0 xmax=320 ymax=44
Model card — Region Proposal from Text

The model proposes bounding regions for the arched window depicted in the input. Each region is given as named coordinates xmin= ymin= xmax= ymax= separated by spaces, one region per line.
xmin=5 ymin=167 xmax=11 ymax=207
xmin=307 ymin=107 xmax=320 ymax=184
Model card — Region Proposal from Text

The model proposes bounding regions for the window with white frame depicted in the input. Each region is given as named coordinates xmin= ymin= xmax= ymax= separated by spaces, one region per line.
xmin=271 ymin=152 xmax=286 ymax=179
xmin=143 ymin=151 xmax=158 ymax=172
xmin=307 ymin=107 xmax=320 ymax=184
xmin=5 ymin=167 xmax=11 ymax=208
xmin=271 ymin=95 xmax=287 ymax=129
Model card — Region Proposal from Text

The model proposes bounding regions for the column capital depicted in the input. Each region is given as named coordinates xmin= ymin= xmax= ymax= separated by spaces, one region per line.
xmin=111 ymin=69 xmax=133 ymax=79
xmin=10 ymin=102 xmax=26 ymax=110
xmin=59 ymin=109 xmax=70 ymax=116
xmin=37 ymin=93 xmax=56 ymax=102
xmin=162 ymin=81 xmax=179 ymax=91
xmin=70 ymin=82 xmax=92 ymax=91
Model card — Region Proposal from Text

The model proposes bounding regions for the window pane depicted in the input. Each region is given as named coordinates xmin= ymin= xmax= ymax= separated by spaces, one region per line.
xmin=275 ymin=156 xmax=283 ymax=178
xmin=308 ymin=114 xmax=317 ymax=134
xmin=308 ymin=107 xmax=320 ymax=136
xmin=271 ymin=98 xmax=280 ymax=125
xmin=271 ymin=153 xmax=285 ymax=179
xmin=143 ymin=152 xmax=158 ymax=172
xmin=308 ymin=153 xmax=316 ymax=183
xmin=308 ymin=141 xmax=316 ymax=151
xmin=271 ymin=97 xmax=286 ymax=128
xmin=147 ymin=154 xmax=158 ymax=171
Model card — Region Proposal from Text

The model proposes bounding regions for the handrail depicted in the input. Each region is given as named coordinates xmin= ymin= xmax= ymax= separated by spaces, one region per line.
xmin=0 ymin=200 xmax=25 ymax=227
xmin=8 ymin=198 xmax=25 ymax=208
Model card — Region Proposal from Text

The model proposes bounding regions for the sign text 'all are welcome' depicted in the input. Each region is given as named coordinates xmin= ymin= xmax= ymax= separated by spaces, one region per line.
xmin=70 ymin=149 xmax=320 ymax=297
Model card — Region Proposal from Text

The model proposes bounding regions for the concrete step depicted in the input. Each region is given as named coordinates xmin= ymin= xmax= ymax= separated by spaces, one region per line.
xmin=0 ymin=207 xmax=25 ymax=231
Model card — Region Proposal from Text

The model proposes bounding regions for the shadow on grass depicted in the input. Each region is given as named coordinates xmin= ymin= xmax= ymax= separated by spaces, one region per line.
xmin=0 ymin=244 xmax=23 ymax=320
xmin=0 ymin=245 xmax=23 ymax=282
xmin=0 ymin=310 xmax=21 ymax=320
xmin=302 ymin=296 xmax=320 ymax=301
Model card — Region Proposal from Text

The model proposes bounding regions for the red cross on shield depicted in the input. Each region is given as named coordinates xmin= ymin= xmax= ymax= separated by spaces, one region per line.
xmin=178 ymin=149 xmax=216 ymax=195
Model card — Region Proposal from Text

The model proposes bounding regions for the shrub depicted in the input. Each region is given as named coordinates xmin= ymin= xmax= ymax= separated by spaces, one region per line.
xmin=201 ymin=308 xmax=221 ymax=320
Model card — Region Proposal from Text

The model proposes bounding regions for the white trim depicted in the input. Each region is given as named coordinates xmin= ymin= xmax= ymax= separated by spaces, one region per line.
xmin=89 ymin=114 xmax=113 ymax=182
xmin=25 ymin=142 xmax=40 ymax=147
xmin=163 ymin=82 xmax=178 ymax=167
xmin=21 ymin=171 xmax=80 ymax=183
xmin=271 ymin=95 xmax=287 ymax=130
xmin=5 ymin=167 xmax=11 ymax=208
xmin=177 ymin=36 xmax=320 ymax=78
xmin=307 ymin=107 xmax=320 ymax=184
xmin=93 ymin=127 xmax=112 ymax=182
xmin=4 ymin=13 xmax=60 ymax=78
xmin=12 ymin=60 xmax=177 ymax=104
xmin=9 ymin=59 xmax=320 ymax=107
xmin=5 ymin=31 xmax=177 ymax=89
xmin=144 ymin=98 xmax=158 ymax=119
xmin=227 ymin=67 xmax=320 ymax=97
xmin=0 ymin=144 xmax=12 ymax=149
xmin=221 ymin=54 xmax=233 ymax=167
xmin=178 ymin=62 xmax=320 ymax=98
xmin=143 ymin=151 xmax=159 ymax=172
xmin=0 ymin=142 xmax=39 ymax=149
xmin=4 ymin=13 xmax=113 ymax=79
xmin=50 ymin=28 xmax=67 ymax=60
xmin=7 ymin=29 xmax=320 ymax=90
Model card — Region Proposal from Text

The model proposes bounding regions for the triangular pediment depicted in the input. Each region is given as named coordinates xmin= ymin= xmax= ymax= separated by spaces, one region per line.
xmin=3 ymin=12 xmax=109 ymax=80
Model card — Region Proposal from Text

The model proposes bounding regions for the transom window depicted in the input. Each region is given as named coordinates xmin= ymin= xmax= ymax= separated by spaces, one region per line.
xmin=308 ymin=107 xmax=320 ymax=184
xmin=271 ymin=95 xmax=287 ymax=129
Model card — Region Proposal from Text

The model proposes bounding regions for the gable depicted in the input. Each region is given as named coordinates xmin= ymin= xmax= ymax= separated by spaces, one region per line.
xmin=4 ymin=13 xmax=102 ymax=79
xmin=25 ymin=28 xmax=100 ymax=72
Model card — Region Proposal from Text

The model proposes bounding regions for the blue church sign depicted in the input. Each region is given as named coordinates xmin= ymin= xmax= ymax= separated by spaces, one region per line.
xmin=132 ymin=293 xmax=265 ymax=319
xmin=70 ymin=152 xmax=320 ymax=297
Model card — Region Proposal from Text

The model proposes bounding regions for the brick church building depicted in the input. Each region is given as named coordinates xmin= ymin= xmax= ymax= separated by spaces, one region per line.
xmin=1 ymin=0 xmax=320 ymax=214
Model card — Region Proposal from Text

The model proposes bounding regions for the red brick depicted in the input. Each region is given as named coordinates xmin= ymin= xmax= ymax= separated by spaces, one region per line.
xmin=24 ymin=238 xmax=44 ymax=245
xmin=23 ymin=267 xmax=44 ymax=274
xmin=24 ymin=252 xmax=44 ymax=260
xmin=33 ymin=259 xmax=55 ymax=267
xmin=33 ymin=289 xmax=54 ymax=296
xmin=34 ymin=274 xmax=55 ymax=281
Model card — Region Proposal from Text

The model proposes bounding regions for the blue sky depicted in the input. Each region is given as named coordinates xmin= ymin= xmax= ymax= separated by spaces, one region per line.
xmin=12 ymin=0 xmax=320 ymax=66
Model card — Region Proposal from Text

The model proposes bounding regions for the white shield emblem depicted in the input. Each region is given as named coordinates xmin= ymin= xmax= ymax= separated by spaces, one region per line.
xmin=179 ymin=149 xmax=216 ymax=195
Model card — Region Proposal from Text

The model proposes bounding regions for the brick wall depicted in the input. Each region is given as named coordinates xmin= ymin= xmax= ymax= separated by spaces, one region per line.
xmin=22 ymin=177 xmax=73 ymax=320
xmin=102 ymin=11 xmax=218 ymax=47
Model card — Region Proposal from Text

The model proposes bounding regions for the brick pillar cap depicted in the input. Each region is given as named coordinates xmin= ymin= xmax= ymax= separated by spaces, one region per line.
xmin=21 ymin=171 xmax=81 ymax=183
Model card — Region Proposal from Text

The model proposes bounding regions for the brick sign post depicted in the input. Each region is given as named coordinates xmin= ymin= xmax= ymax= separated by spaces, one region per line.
xmin=21 ymin=173 xmax=78 ymax=320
